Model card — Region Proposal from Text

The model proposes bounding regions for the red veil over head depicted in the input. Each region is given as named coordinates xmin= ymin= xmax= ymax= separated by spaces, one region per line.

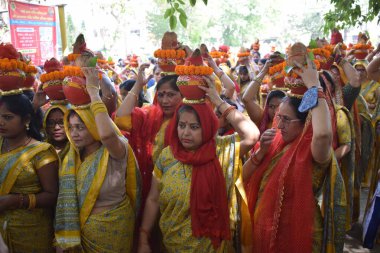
xmin=246 ymin=116 xmax=315 ymax=253
xmin=129 ymin=104 xmax=163 ymax=201
xmin=165 ymin=102 xmax=231 ymax=248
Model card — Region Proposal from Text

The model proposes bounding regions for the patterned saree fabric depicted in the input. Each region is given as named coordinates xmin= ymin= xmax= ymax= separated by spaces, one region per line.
xmin=164 ymin=103 xmax=231 ymax=249
xmin=154 ymin=134 xmax=243 ymax=252
xmin=55 ymin=107 xmax=141 ymax=252
xmin=0 ymin=138 xmax=58 ymax=252
xmin=245 ymin=117 xmax=347 ymax=253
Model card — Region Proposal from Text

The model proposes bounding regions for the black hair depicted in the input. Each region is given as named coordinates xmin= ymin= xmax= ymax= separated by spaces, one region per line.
xmin=282 ymin=96 xmax=308 ymax=123
xmin=177 ymin=104 xmax=200 ymax=125
xmin=67 ymin=110 xmax=84 ymax=123
xmin=260 ymin=58 xmax=267 ymax=65
xmin=0 ymin=93 xmax=43 ymax=140
xmin=156 ymin=74 xmax=180 ymax=92
xmin=319 ymin=70 xmax=335 ymax=93
xmin=152 ymin=64 xmax=159 ymax=74
xmin=238 ymin=65 xmax=248 ymax=74
xmin=267 ymin=90 xmax=286 ymax=104
xmin=220 ymin=94 xmax=238 ymax=109
xmin=120 ymin=79 xmax=136 ymax=91
xmin=119 ymin=79 xmax=145 ymax=107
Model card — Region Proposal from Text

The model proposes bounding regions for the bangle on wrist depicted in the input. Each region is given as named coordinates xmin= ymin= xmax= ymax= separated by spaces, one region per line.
xmin=27 ymin=194 xmax=36 ymax=210
xmin=216 ymin=101 xmax=226 ymax=113
xmin=216 ymin=71 xmax=224 ymax=79
xmin=221 ymin=106 xmax=236 ymax=119
xmin=128 ymin=91 xmax=138 ymax=100
xmin=254 ymin=77 xmax=263 ymax=84
xmin=250 ymin=151 xmax=261 ymax=166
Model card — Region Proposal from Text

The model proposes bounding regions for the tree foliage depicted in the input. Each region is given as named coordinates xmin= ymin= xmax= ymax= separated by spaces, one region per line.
xmin=323 ymin=0 xmax=380 ymax=33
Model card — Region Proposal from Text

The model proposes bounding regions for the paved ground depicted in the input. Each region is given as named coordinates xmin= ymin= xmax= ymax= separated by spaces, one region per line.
xmin=344 ymin=188 xmax=380 ymax=253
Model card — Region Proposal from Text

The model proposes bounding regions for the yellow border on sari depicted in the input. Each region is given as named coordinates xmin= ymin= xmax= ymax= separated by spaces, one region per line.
xmin=0 ymin=141 xmax=52 ymax=194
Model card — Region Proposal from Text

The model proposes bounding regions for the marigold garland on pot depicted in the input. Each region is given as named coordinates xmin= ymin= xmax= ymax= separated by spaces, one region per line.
xmin=283 ymin=60 xmax=321 ymax=79
xmin=175 ymin=65 xmax=213 ymax=76
xmin=40 ymin=65 xmax=102 ymax=83
xmin=237 ymin=52 xmax=250 ymax=58
xmin=67 ymin=53 xmax=81 ymax=62
xmin=0 ymin=58 xmax=37 ymax=73
xmin=154 ymin=49 xmax=186 ymax=59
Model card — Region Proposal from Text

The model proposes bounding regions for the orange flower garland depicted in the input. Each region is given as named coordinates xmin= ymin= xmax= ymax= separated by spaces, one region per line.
xmin=67 ymin=53 xmax=81 ymax=62
xmin=268 ymin=62 xmax=286 ymax=75
xmin=237 ymin=52 xmax=250 ymax=57
xmin=40 ymin=65 xmax=102 ymax=83
xmin=209 ymin=51 xmax=229 ymax=59
xmin=0 ymin=58 xmax=37 ymax=73
xmin=352 ymin=43 xmax=373 ymax=50
xmin=154 ymin=49 xmax=186 ymax=59
xmin=284 ymin=60 xmax=321 ymax=79
xmin=311 ymin=48 xmax=331 ymax=59
xmin=97 ymin=59 xmax=107 ymax=64
xmin=175 ymin=65 xmax=213 ymax=76
xmin=209 ymin=51 xmax=221 ymax=58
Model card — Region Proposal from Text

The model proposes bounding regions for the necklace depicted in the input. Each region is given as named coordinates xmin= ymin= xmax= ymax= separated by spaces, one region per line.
xmin=3 ymin=137 xmax=32 ymax=153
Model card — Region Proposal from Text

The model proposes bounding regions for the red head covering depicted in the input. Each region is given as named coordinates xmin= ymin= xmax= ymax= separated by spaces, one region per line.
xmin=246 ymin=118 xmax=315 ymax=252
xmin=165 ymin=102 xmax=231 ymax=248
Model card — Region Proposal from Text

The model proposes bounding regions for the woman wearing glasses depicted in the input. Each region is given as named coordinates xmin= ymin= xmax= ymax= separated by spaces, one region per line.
xmin=43 ymin=105 xmax=70 ymax=160
xmin=243 ymin=43 xmax=346 ymax=253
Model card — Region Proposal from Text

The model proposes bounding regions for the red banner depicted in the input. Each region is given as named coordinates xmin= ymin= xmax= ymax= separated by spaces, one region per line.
xmin=8 ymin=1 xmax=57 ymax=66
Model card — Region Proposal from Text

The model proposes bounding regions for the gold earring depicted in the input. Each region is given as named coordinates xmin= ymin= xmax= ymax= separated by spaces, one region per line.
xmin=26 ymin=123 xmax=30 ymax=131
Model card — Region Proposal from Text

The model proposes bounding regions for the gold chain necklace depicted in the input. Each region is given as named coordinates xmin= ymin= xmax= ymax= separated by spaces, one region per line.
xmin=3 ymin=137 xmax=32 ymax=153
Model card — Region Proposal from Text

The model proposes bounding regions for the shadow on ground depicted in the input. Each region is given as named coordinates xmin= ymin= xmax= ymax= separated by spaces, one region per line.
xmin=344 ymin=188 xmax=380 ymax=253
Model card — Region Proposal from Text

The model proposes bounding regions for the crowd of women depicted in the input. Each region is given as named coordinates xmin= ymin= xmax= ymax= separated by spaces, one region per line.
xmin=0 ymin=30 xmax=380 ymax=253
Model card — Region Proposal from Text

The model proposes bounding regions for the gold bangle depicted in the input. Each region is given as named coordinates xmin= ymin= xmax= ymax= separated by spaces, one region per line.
xmin=216 ymin=101 xmax=226 ymax=113
xmin=28 ymin=194 xmax=36 ymax=209
xmin=128 ymin=91 xmax=138 ymax=100
xmin=216 ymin=71 xmax=224 ymax=79
xmin=87 ymin=84 xmax=100 ymax=90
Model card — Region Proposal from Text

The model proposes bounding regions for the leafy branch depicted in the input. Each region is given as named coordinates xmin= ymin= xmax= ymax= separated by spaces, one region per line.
xmin=323 ymin=0 xmax=380 ymax=34
xmin=164 ymin=0 xmax=208 ymax=30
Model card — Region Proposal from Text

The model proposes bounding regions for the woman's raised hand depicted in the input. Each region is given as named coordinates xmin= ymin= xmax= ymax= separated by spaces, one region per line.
xmin=293 ymin=56 xmax=320 ymax=89
xmin=199 ymin=75 xmax=223 ymax=106
xmin=136 ymin=63 xmax=151 ymax=87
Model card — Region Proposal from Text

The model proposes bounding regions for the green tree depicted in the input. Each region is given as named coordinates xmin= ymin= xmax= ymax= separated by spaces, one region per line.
xmin=66 ymin=14 xmax=77 ymax=50
xmin=323 ymin=0 xmax=379 ymax=33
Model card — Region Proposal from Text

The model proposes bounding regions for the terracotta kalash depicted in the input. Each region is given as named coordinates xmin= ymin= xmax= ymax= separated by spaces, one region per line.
xmin=175 ymin=49 xmax=213 ymax=103
xmin=61 ymin=33 xmax=103 ymax=106
xmin=267 ymin=53 xmax=287 ymax=89
xmin=0 ymin=43 xmax=37 ymax=92
xmin=237 ymin=47 xmax=251 ymax=64
xmin=154 ymin=32 xmax=186 ymax=73
xmin=284 ymin=43 xmax=321 ymax=100
xmin=348 ymin=32 xmax=374 ymax=60
xmin=308 ymin=38 xmax=333 ymax=71
xmin=40 ymin=58 xmax=66 ymax=102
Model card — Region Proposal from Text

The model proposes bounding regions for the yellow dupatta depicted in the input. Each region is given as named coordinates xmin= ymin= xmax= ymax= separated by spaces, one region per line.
xmin=43 ymin=103 xmax=70 ymax=160
xmin=55 ymin=106 xmax=141 ymax=250
xmin=0 ymin=139 xmax=53 ymax=194
xmin=322 ymin=153 xmax=347 ymax=253
xmin=335 ymin=105 xmax=355 ymax=230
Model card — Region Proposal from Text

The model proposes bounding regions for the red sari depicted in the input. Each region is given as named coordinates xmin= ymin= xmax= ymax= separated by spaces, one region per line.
xmin=246 ymin=121 xmax=316 ymax=252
